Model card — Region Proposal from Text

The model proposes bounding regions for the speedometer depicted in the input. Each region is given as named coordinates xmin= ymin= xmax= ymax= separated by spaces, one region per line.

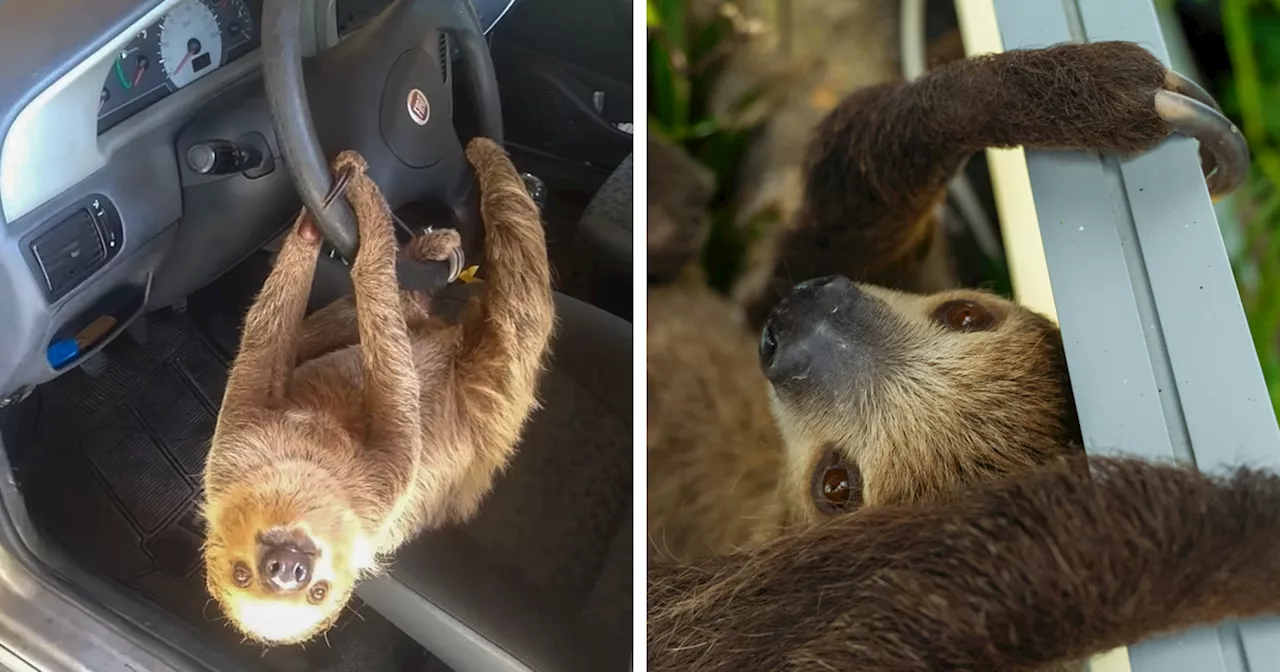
xmin=158 ymin=0 xmax=223 ymax=89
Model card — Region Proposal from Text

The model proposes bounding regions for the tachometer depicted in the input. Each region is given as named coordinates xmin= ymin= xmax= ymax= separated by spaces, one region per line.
xmin=217 ymin=0 xmax=255 ymax=48
xmin=158 ymin=0 xmax=223 ymax=89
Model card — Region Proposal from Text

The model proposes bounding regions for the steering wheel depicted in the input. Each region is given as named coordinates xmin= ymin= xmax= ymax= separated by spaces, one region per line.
xmin=261 ymin=0 xmax=503 ymax=292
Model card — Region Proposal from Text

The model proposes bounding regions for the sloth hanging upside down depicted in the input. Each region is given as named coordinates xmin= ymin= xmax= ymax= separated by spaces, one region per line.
xmin=199 ymin=139 xmax=554 ymax=645
xmin=647 ymin=41 xmax=1275 ymax=671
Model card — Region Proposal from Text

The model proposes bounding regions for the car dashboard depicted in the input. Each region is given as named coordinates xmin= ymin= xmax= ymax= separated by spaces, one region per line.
xmin=0 ymin=0 xmax=516 ymax=406
xmin=97 ymin=0 xmax=264 ymax=135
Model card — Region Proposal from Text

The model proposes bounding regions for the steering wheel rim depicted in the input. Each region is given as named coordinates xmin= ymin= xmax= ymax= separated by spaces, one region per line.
xmin=261 ymin=0 xmax=503 ymax=292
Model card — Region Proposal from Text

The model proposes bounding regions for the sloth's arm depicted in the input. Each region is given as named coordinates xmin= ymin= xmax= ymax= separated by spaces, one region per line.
xmin=648 ymin=457 xmax=1280 ymax=672
xmin=295 ymin=231 xmax=457 ymax=364
xmin=757 ymin=42 xmax=1174 ymax=307
xmin=339 ymin=152 xmax=424 ymax=496
xmin=220 ymin=214 xmax=321 ymax=416
xmin=453 ymin=139 xmax=555 ymax=461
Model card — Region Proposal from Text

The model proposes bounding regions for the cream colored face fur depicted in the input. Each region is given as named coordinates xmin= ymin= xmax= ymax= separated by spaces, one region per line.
xmin=201 ymin=422 xmax=376 ymax=645
xmin=762 ymin=279 xmax=1083 ymax=526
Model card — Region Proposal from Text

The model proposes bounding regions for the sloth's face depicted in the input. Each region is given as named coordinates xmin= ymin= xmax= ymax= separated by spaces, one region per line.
xmin=201 ymin=451 xmax=371 ymax=645
xmin=759 ymin=277 xmax=1083 ymax=525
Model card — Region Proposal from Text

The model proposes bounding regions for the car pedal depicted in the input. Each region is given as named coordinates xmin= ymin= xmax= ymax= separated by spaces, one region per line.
xmin=79 ymin=352 xmax=109 ymax=378
xmin=126 ymin=317 xmax=149 ymax=346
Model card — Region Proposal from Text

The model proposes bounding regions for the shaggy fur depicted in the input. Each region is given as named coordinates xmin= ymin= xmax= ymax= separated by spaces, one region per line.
xmin=647 ymin=41 xmax=1254 ymax=670
xmin=201 ymin=138 xmax=555 ymax=645
xmin=650 ymin=457 xmax=1280 ymax=671
xmin=741 ymin=40 xmax=1172 ymax=324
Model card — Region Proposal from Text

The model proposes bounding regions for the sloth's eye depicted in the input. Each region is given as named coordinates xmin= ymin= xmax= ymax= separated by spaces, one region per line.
xmin=232 ymin=562 xmax=252 ymax=588
xmin=932 ymin=299 xmax=995 ymax=332
xmin=308 ymin=581 xmax=329 ymax=604
xmin=810 ymin=450 xmax=862 ymax=515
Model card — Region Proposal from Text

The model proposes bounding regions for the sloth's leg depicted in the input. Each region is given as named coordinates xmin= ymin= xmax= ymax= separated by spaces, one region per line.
xmin=746 ymin=41 xmax=1227 ymax=323
xmin=218 ymin=214 xmax=321 ymax=421
xmin=295 ymin=229 xmax=460 ymax=364
xmin=648 ymin=135 xmax=717 ymax=284
xmin=450 ymin=138 xmax=555 ymax=486
xmin=294 ymin=293 xmax=420 ymax=364
xmin=294 ymin=295 xmax=361 ymax=363
xmin=335 ymin=152 xmax=424 ymax=505
xmin=648 ymin=457 xmax=1280 ymax=672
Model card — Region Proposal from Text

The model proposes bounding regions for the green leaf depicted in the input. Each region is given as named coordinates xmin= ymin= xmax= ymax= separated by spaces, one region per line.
xmin=1223 ymin=0 xmax=1267 ymax=143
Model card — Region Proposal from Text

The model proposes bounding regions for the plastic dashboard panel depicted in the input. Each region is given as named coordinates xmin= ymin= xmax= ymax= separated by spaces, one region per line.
xmin=987 ymin=1 xmax=1280 ymax=671
xmin=0 ymin=0 xmax=516 ymax=225
xmin=0 ymin=0 xmax=516 ymax=403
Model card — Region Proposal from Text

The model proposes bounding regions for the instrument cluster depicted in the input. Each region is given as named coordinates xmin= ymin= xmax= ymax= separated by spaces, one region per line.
xmin=97 ymin=0 xmax=261 ymax=134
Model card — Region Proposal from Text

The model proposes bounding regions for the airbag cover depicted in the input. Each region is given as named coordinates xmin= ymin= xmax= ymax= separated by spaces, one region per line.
xmin=380 ymin=48 xmax=452 ymax=169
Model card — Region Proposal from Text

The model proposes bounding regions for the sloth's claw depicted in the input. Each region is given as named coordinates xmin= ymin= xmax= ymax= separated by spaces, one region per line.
xmin=1164 ymin=70 xmax=1223 ymax=114
xmin=404 ymin=229 xmax=466 ymax=282
xmin=1155 ymin=70 xmax=1249 ymax=198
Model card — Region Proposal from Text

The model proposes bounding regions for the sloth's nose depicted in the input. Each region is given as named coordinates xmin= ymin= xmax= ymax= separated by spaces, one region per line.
xmin=258 ymin=543 xmax=314 ymax=594
xmin=760 ymin=276 xmax=864 ymax=384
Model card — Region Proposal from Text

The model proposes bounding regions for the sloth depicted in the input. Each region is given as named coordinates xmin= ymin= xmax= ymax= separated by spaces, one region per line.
xmin=647 ymin=41 xmax=1271 ymax=670
xmin=200 ymin=139 xmax=554 ymax=645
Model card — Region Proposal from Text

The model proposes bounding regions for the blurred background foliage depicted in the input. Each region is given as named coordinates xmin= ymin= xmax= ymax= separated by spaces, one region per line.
xmin=1198 ymin=0 xmax=1280 ymax=412
xmin=649 ymin=0 xmax=1280 ymax=417
xmin=1154 ymin=0 xmax=1280 ymax=412
xmin=647 ymin=0 xmax=776 ymax=292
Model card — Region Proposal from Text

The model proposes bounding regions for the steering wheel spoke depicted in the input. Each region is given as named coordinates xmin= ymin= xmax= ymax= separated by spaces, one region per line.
xmin=261 ymin=0 xmax=502 ymax=293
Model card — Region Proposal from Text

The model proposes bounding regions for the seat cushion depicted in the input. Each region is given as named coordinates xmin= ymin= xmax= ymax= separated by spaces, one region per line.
xmin=352 ymin=291 xmax=633 ymax=672
xmin=576 ymin=153 xmax=633 ymax=272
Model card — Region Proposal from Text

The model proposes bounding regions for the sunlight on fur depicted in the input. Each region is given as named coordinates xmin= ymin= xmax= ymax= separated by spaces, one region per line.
xmin=201 ymin=139 xmax=555 ymax=645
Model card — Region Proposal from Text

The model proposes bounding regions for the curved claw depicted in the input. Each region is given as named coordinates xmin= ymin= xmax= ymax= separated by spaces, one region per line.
xmin=447 ymin=246 xmax=465 ymax=283
xmin=321 ymin=164 xmax=356 ymax=210
xmin=1164 ymin=70 xmax=1224 ymax=115
xmin=1154 ymin=88 xmax=1249 ymax=198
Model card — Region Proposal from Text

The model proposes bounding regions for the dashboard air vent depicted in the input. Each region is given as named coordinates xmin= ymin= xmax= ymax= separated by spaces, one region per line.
xmin=439 ymin=34 xmax=450 ymax=84
xmin=31 ymin=209 xmax=106 ymax=300
xmin=27 ymin=195 xmax=122 ymax=302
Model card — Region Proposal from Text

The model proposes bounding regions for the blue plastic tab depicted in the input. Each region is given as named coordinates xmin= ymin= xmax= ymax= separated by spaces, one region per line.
xmin=46 ymin=339 xmax=79 ymax=369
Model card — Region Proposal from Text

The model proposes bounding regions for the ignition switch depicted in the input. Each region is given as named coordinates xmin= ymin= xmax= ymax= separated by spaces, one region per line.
xmin=186 ymin=132 xmax=275 ymax=178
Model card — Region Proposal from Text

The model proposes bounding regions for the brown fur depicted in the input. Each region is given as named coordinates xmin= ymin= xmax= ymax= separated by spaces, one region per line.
xmin=201 ymin=138 xmax=555 ymax=645
xmin=743 ymin=41 xmax=1171 ymax=325
xmin=647 ymin=41 xmax=1241 ymax=668
xmin=650 ymin=456 xmax=1280 ymax=671
xmin=647 ymin=137 xmax=715 ymax=284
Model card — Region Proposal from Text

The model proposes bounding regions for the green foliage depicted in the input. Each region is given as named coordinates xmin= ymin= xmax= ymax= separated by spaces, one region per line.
xmin=1217 ymin=0 xmax=1280 ymax=413
xmin=647 ymin=0 xmax=772 ymax=293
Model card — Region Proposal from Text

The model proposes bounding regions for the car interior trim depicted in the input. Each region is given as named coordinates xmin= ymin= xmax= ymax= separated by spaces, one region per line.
xmin=0 ymin=0 xmax=182 ymax=223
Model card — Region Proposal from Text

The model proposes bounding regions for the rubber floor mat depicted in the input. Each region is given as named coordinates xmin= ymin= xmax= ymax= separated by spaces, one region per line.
xmin=11 ymin=305 xmax=424 ymax=671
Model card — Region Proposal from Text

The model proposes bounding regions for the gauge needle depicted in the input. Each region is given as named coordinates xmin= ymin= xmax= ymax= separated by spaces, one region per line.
xmin=131 ymin=64 xmax=146 ymax=87
xmin=114 ymin=61 xmax=132 ymax=90
xmin=172 ymin=51 xmax=194 ymax=74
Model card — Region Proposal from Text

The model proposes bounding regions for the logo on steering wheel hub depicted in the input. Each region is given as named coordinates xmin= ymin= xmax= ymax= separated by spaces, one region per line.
xmin=406 ymin=89 xmax=431 ymax=126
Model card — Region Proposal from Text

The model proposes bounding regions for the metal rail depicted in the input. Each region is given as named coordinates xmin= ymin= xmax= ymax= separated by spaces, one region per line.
xmin=977 ymin=0 xmax=1280 ymax=670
